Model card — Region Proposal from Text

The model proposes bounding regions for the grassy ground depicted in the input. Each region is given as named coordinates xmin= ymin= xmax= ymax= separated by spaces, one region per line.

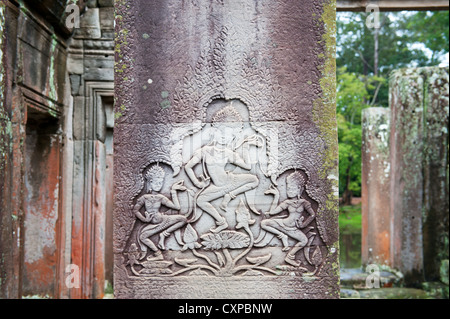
xmin=339 ymin=203 xmax=362 ymax=235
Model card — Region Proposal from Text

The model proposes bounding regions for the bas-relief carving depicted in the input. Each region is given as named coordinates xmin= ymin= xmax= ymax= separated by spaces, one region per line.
xmin=114 ymin=22 xmax=336 ymax=291
xmin=122 ymin=101 xmax=330 ymax=278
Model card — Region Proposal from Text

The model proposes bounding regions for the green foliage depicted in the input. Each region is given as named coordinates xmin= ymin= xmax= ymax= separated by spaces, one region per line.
xmin=337 ymin=68 xmax=372 ymax=197
xmin=336 ymin=11 xmax=448 ymax=199
xmin=337 ymin=11 xmax=442 ymax=106
xmin=338 ymin=122 xmax=363 ymax=196
xmin=405 ymin=11 xmax=449 ymax=65
xmin=337 ymin=68 xmax=369 ymax=123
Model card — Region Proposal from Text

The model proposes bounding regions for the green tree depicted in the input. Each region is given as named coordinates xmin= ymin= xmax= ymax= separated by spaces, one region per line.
xmin=337 ymin=12 xmax=431 ymax=107
xmin=336 ymin=67 xmax=372 ymax=204
xmin=405 ymin=11 xmax=449 ymax=65
xmin=336 ymin=11 xmax=448 ymax=203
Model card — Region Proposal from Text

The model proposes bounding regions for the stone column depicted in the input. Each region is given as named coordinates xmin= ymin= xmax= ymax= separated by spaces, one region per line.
xmin=114 ymin=0 xmax=339 ymax=299
xmin=420 ymin=67 xmax=449 ymax=282
xmin=389 ymin=66 xmax=449 ymax=285
xmin=361 ymin=107 xmax=391 ymax=267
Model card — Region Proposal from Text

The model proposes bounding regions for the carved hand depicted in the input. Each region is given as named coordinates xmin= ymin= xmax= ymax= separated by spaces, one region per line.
xmin=144 ymin=211 xmax=154 ymax=222
xmin=195 ymin=176 xmax=210 ymax=189
xmin=172 ymin=180 xmax=187 ymax=191
xmin=264 ymin=187 xmax=279 ymax=196
xmin=295 ymin=216 xmax=304 ymax=228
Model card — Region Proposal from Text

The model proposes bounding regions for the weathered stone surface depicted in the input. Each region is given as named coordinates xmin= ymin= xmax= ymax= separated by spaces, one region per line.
xmin=65 ymin=0 xmax=115 ymax=297
xmin=75 ymin=7 xmax=101 ymax=39
xmin=99 ymin=7 xmax=114 ymax=30
xmin=98 ymin=0 xmax=114 ymax=7
xmin=361 ymin=107 xmax=391 ymax=267
xmin=420 ymin=67 xmax=449 ymax=282
xmin=22 ymin=118 xmax=61 ymax=297
xmin=0 ymin=0 xmax=68 ymax=298
xmin=0 ymin=0 xmax=14 ymax=299
xmin=114 ymin=0 xmax=339 ymax=299
xmin=1 ymin=0 xmax=115 ymax=299
xmin=340 ymin=267 xmax=403 ymax=289
xmin=389 ymin=66 xmax=449 ymax=286
xmin=389 ymin=69 xmax=426 ymax=285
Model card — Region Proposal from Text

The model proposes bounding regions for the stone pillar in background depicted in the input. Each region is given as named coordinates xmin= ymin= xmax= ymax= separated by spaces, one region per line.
xmin=114 ymin=0 xmax=339 ymax=299
xmin=420 ymin=67 xmax=449 ymax=282
xmin=361 ymin=107 xmax=391 ymax=267
xmin=389 ymin=67 xmax=449 ymax=286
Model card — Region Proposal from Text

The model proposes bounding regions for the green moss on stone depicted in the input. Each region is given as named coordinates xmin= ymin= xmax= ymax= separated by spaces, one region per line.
xmin=311 ymin=0 xmax=339 ymax=238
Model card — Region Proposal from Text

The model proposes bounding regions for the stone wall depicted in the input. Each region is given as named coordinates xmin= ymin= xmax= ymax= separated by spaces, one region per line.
xmin=0 ymin=0 xmax=69 ymax=298
xmin=0 ymin=0 xmax=114 ymax=299
xmin=66 ymin=0 xmax=114 ymax=299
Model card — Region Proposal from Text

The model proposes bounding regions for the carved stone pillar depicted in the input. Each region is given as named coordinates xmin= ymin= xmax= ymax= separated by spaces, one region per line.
xmin=114 ymin=0 xmax=339 ymax=298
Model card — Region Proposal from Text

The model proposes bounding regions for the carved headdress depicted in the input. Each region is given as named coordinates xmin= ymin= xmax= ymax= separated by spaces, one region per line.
xmin=286 ymin=171 xmax=306 ymax=188
xmin=145 ymin=164 xmax=165 ymax=182
xmin=211 ymin=104 xmax=243 ymax=130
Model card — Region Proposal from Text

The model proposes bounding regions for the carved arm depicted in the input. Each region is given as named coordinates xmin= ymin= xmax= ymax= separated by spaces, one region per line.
xmin=185 ymin=152 xmax=207 ymax=188
xmin=161 ymin=181 xmax=186 ymax=211
xmin=133 ymin=197 xmax=153 ymax=222
xmin=296 ymin=202 xmax=315 ymax=228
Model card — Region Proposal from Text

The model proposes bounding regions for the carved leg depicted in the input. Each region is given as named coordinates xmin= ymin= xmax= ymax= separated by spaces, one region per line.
xmin=158 ymin=231 xmax=170 ymax=250
xmin=304 ymin=235 xmax=316 ymax=264
xmin=260 ymin=221 xmax=289 ymax=250
xmin=139 ymin=232 xmax=159 ymax=259
xmin=220 ymin=174 xmax=259 ymax=210
xmin=219 ymin=193 xmax=235 ymax=211
xmin=210 ymin=217 xmax=229 ymax=233
xmin=285 ymin=253 xmax=301 ymax=267
xmin=146 ymin=250 xmax=164 ymax=261
xmin=165 ymin=219 xmax=187 ymax=246
xmin=197 ymin=198 xmax=229 ymax=232
xmin=173 ymin=229 xmax=184 ymax=246
xmin=285 ymin=241 xmax=306 ymax=267
xmin=278 ymin=234 xmax=290 ymax=251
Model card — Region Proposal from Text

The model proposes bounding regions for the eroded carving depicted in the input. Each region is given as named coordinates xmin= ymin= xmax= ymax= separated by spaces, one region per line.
xmin=123 ymin=101 xmax=329 ymax=278
xmin=133 ymin=165 xmax=193 ymax=261
xmin=255 ymin=171 xmax=318 ymax=268
xmin=185 ymin=104 xmax=262 ymax=233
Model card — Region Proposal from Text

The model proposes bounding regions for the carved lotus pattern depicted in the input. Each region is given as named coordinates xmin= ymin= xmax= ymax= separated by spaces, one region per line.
xmin=201 ymin=231 xmax=250 ymax=250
